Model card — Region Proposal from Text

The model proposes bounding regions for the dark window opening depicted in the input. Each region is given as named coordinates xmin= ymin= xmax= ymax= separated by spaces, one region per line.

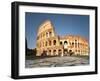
xmin=49 ymin=40 xmax=51 ymax=46
xmin=64 ymin=41 xmax=67 ymax=44
xmin=60 ymin=41 xmax=62 ymax=45
xmin=53 ymin=40 xmax=56 ymax=45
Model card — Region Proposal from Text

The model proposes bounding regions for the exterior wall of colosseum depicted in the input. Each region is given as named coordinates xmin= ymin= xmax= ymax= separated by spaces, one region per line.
xmin=36 ymin=20 xmax=89 ymax=56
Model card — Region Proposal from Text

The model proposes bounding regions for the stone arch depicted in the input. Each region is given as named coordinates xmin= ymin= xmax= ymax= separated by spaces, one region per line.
xmin=42 ymin=50 xmax=47 ymax=56
xmin=64 ymin=49 xmax=68 ymax=55
xmin=75 ymin=39 xmax=77 ymax=42
xmin=69 ymin=50 xmax=73 ymax=56
xmin=58 ymin=49 xmax=62 ymax=55
xmin=49 ymin=50 xmax=51 ymax=55
xmin=49 ymin=31 xmax=52 ymax=37
xmin=49 ymin=40 xmax=52 ymax=46
xmin=60 ymin=41 xmax=62 ymax=45
xmin=53 ymin=50 xmax=56 ymax=55
xmin=64 ymin=41 xmax=67 ymax=44
xmin=72 ymin=42 xmax=74 ymax=45
xmin=64 ymin=41 xmax=68 ymax=49
xmin=46 ymin=32 xmax=48 ymax=37
xmin=53 ymin=40 xmax=56 ymax=45
xmin=45 ymin=41 xmax=47 ymax=46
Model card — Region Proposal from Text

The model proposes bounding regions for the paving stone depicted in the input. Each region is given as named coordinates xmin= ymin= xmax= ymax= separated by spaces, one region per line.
xmin=25 ymin=56 xmax=89 ymax=68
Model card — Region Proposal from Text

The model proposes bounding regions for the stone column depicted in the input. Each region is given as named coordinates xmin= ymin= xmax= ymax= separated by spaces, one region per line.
xmin=51 ymin=50 xmax=53 ymax=56
xmin=60 ymin=49 xmax=64 ymax=57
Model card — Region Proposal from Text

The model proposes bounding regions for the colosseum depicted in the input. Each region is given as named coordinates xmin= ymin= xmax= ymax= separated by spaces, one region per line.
xmin=36 ymin=20 xmax=89 ymax=56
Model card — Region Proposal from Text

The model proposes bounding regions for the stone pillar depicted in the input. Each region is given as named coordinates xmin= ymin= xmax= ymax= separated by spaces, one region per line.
xmin=51 ymin=50 xmax=53 ymax=56
xmin=60 ymin=49 xmax=63 ymax=57
xmin=47 ymin=50 xmax=49 ymax=56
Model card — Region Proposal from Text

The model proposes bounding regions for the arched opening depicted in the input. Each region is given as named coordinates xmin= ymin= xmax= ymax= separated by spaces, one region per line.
xmin=75 ymin=40 xmax=77 ymax=42
xmin=64 ymin=41 xmax=67 ymax=44
xmin=49 ymin=50 xmax=51 ymax=55
xmin=53 ymin=50 xmax=56 ymax=55
xmin=49 ymin=32 xmax=52 ymax=37
xmin=72 ymin=42 xmax=74 ymax=46
xmin=75 ymin=43 xmax=77 ymax=47
xmin=45 ymin=41 xmax=47 ymax=46
xmin=58 ymin=49 xmax=62 ymax=55
xmin=53 ymin=40 xmax=56 ymax=45
xmin=64 ymin=41 xmax=68 ymax=49
xmin=42 ymin=50 xmax=47 ymax=56
xmin=78 ymin=50 xmax=80 ymax=54
xmin=69 ymin=50 xmax=73 ymax=56
xmin=49 ymin=40 xmax=51 ymax=46
xmin=64 ymin=49 xmax=68 ymax=55
xmin=46 ymin=32 xmax=48 ymax=37
xmin=60 ymin=41 xmax=62 ymax=45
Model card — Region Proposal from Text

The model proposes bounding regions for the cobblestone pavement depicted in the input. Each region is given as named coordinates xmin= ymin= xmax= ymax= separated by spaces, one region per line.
xmin=25 ymin=56 xmax=89 ymax=68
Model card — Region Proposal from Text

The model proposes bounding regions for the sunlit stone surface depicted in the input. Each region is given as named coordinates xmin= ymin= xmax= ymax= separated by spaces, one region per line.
xmin=36 ymin=20 xmax=89 ymax=57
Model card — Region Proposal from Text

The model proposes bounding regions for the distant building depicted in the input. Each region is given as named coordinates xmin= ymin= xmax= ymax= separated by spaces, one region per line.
xmin=36 ymin=20 xmax=89 ymax=56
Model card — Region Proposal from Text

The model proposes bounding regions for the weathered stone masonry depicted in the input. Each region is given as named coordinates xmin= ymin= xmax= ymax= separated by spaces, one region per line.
xmin=36 ymin=20 xmax=89 ymax=56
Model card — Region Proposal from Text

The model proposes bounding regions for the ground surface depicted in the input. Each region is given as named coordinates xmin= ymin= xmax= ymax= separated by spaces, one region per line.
xmin=25 ymin=56 xmax=89 ymax=68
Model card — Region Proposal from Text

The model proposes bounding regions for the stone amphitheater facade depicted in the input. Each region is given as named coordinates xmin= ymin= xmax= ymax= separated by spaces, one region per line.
xmin=36 ymin=20 xmax=89 ymax=56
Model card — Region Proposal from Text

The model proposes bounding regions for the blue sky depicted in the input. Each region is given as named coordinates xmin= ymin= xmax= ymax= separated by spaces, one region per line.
xmin=25 ymin=12 xmax=89 ymax=49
